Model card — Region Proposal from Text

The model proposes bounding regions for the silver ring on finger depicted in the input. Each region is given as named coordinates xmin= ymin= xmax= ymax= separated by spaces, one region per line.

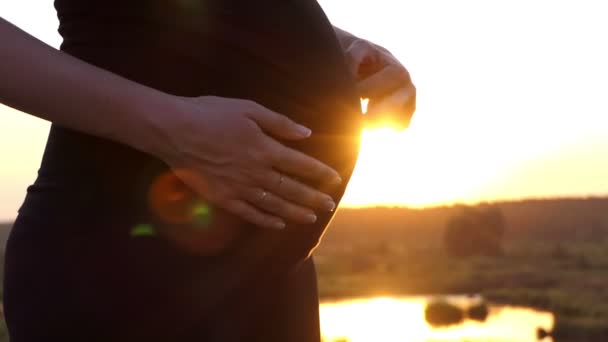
xmin=258 ymin=189 xmax=269 ymax=204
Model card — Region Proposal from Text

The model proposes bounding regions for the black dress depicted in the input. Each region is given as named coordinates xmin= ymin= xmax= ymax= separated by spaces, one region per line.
xmin=3 ymin=1 xmax=363 ymax=341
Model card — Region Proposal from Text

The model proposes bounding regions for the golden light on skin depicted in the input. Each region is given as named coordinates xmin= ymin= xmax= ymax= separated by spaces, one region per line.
xmin=320 ymin=297 xmax=554 ymax=342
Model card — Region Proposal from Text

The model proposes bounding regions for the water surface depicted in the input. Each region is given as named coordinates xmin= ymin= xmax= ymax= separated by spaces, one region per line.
xmin=320 ymin=296 xmax=554 ymax=342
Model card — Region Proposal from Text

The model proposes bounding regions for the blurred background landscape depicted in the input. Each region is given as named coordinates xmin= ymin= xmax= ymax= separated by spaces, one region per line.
xmin=315 ymin=198 xmax=608 ymax=341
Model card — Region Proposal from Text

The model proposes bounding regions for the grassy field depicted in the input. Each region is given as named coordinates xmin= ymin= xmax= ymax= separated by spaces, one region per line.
xmin=0 ymin=198 xmax=607 ymax=341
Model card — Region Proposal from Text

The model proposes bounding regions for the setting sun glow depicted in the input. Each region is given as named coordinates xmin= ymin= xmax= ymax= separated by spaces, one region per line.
xmin=342 ymin=122 xmax=506 ymax=208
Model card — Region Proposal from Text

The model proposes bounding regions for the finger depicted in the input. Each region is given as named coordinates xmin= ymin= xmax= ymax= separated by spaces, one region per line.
xmin=358 ymin=64 xmax=412 ymax=99
xmin=367 ymin=87 xmax=415 ymax=117
xmin=268 ymin=142 xmax=342 ymax=186
xmin=367 ymin=87 xmax=417 ymax=130
xmin=221 ymin=199 xmax=286 ymax=230
xmin=177 ymin=167 xmax=289 ymax=230
xmin=242 ymin=187 xmax=319 ymax=225
xmin=246 ymin=103 xmax=312 ymax=140
xmin=255 ymin=170 xmax=337 ymax=213
xmin=345 ymin=40 xmax=383 ymax=78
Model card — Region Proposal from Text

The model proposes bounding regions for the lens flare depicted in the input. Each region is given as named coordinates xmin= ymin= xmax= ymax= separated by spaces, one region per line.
xmin=148 ymin=170 xmax=208 ymax=225
xmin=145 ymin=170 xmax=241 ymax=255
xmin=192 ymin=202 xmax=213 ymax=228
xmin=130 ymin=224 xmax=156 ymax=237
xmin=177 ymin=0 xmax=202 ymax=11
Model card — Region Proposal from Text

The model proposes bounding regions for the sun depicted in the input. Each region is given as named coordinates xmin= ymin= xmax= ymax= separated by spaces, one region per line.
xmin=340 ymin=126 xmax=439 ymax=207
xmin=339 ymin=114 xmax=511 ymax=208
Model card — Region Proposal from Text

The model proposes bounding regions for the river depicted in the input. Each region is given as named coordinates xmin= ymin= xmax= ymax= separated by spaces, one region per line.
xmin=320 ymin=296 xmax=554 ymax=342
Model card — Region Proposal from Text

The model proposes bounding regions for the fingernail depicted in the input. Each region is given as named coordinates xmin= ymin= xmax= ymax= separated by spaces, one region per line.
xmin=331 ymin=175 xmax=343 ymax=185
xmin=274 ymin=221 xmax=286 ymax=230
xmin=306 ymin=213 xmax=318 ymax=223
xmin=324 ymin=199 xmax=336 ymax=212
xmin=296 ymin=125 xmax=312 ymax=138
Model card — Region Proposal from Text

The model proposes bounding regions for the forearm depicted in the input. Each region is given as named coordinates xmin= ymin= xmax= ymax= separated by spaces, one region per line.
xmin=0 ymin=17 xmax=173 ymax=156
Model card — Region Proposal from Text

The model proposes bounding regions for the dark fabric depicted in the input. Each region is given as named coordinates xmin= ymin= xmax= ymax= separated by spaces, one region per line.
xmin=4 ymin=1 xmax=363 ymax=341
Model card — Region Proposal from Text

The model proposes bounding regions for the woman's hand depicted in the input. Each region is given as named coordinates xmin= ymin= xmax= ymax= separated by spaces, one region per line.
xmin=343 ymin=38 xmax=416 ymax=130
xmin=153 ymin=95 xmax=342 ymax=230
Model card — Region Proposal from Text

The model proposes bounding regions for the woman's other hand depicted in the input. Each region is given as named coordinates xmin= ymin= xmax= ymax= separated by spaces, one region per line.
xmin=150 ymin=96 xmax=342 ymax=231
xmin=344 ymin=39 xmax=416 ymax=130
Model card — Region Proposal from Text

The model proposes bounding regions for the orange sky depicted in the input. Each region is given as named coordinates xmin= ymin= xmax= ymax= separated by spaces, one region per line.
xmin=1 ymin=0 xmax=608 ymax=220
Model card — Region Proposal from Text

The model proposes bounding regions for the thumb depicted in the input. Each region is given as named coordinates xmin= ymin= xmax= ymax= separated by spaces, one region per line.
xmin=367 ymin=87 xmax=414 ymax=116
xmin=247 ymin=104 xmax=312 ymax=140
xmin=366 ymin=87 xmax=416 ymax=130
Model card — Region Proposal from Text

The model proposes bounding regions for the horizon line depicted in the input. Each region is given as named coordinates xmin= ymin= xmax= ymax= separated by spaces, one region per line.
xmin=1 ymin=194 xmax=607 ymax=224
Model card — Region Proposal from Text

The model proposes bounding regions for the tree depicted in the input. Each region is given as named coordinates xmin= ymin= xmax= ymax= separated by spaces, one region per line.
xmin=443 ymin=205 xmax=506 ymax=257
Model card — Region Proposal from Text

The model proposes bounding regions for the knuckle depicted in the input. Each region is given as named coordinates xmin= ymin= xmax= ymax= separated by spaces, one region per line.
xmin=302 ymin=189 xmax=319 ymax=206
xmin=243 ymin=117 xmax=261 ymax=132
xmin=287 ymin=183 xmax=304 ymax=199
xmin=243 ymin=99 xmax=259 ymax=110
xmin=246 ymin=147 xmax=268 ymax=166
xmin=249 ymin=168 xmax=269 ymax=185
xmin=271 ymin=146 xmax=288 ymax=166
xmin=300 ymin=184 xmax=319 ymax=203
xmin=257 ymin=141 xmax=277 ymax=164
xmin=276 ymin=198 xmax=292 ymax=215
xmin=242 ymin=101 xmax=264 ymax=120
xmin=280 ymin=202 xmax=296 ymax=216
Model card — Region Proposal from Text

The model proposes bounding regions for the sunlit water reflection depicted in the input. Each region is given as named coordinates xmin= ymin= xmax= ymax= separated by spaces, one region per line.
xmin=320 ymin=297 xmax=554 ymax=342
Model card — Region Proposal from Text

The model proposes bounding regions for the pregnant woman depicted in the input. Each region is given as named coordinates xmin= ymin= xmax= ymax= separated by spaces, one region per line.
xmin=1 ymin=1 xmax=415 ymax=341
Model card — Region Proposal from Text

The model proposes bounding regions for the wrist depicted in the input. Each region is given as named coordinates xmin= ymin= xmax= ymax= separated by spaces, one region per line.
xmin=122 ymin=88 xmax=184 ymax=161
